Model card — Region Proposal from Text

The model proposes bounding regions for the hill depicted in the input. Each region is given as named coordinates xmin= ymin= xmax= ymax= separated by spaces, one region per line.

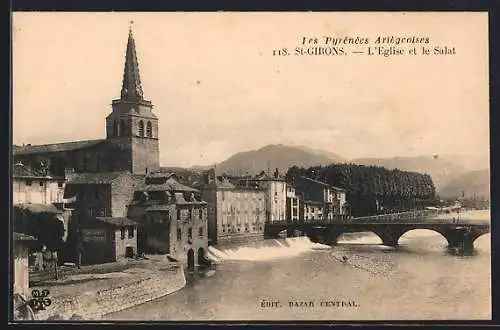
xmin=213 ymin=144 xmax=339 ymax=176
xmin=439 ymin=169 xmax=490 ymax=199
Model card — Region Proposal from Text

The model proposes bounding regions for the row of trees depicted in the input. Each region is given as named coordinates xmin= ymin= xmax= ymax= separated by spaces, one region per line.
xmin=286 ymin=164 xmax=438 ymax=217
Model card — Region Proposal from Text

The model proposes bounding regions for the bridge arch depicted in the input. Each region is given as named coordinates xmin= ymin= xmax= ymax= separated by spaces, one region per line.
xmin=397 ymin=228 xmax=449 ymax=246
xmin=336 ymin=231 xmax=383 ymax=245
xmin=472 ymin=232 xmax=490 ymax=242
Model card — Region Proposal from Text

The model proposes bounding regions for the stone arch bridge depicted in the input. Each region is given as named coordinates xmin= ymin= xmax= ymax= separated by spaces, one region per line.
xmin=264 ymin=216 xmax=490 ymax=254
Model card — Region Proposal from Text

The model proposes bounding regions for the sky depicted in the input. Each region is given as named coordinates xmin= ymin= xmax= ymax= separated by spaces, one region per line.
xmin=12 ymin=12 xmax=489 ymax=167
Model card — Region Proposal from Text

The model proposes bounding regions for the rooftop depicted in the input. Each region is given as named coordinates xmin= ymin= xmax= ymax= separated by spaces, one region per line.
xmin=66 ymin=171 xmax=129 ymax=184
xmin=13 ymin=139 xmax=105 ymax=155
xmin=300 ymin=176 xmax=346 ymax=191
xmin=137 ymin=174 xmax=199 ymax=193
xmin=13 ymin=162 xmax=59 ymax=180
xmin=95 ymin=217 xmax=138 ymax=227
xmin=13 ymin=232 xmax=37 ymax=241
xmin=13 ymin=203 xmax=61 ymax=214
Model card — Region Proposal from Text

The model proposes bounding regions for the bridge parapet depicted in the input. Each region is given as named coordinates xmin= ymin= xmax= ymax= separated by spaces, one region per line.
xmin=349 ymin=210 xmax=437 ymax=223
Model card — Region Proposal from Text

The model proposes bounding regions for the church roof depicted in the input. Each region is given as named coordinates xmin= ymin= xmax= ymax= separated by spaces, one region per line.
xmin=13 ymin=139 xmax=105 ymax=155
xmin=120 ymin=25 xmax=144 ymax=102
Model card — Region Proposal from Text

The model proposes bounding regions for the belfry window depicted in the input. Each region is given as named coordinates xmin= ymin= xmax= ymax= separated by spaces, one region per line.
xmin=146 ymin=121 xmax=153 ymax=138
xmin=138 ymin=120 xmax=144 ymax=137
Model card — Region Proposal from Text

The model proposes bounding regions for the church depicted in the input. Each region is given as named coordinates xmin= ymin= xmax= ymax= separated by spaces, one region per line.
xmin=14 ymin=27 xmax=159 ymax=176
xmin=13 ymin=26 xmax=208 ymax=268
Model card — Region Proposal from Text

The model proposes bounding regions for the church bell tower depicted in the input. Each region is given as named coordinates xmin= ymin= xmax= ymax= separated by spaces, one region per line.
xmin=105 ymin=24 xmax=160 ymax=174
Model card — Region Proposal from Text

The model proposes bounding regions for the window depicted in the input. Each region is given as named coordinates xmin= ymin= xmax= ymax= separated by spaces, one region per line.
xmin=121 ymin=227 xmax=126 ymax=239
xmin=57 ymin=181 xmax=64 ymax=188
xmin=188 ymin=228 xmax=193 ymax=240
xmin=26 ymin=180 xmax=32 ymax=186
xmin=138 ymin=120 xmax=145 ymax=137
xmin=39 ymin=181 xmax=44 ymax=187
xmin=120 ymin=119 xmax=126 ymax=136
xmin=188 ymin=209 xmax=192 ymax=219
xmin=177 ymin=228 xmax=182 ymax=241
xmin=113 ymin=120 xmax=119 ymax=137
xmin=98 ymin=207 xmax=106 ymax=217
xmin=146 ymin=121 xmax=153 ymax=138
xmin=198 ymin=227 xmax=203 ymax=237
xmin=128 ymin=226 xmax=134 ymax=238
xmin=199 ymin=209 xmax=203 ymax=220
xmin=177 ymin=209 xmax=181 ymax=220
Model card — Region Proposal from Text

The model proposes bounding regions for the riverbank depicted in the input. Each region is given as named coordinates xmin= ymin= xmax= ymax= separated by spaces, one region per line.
xmin=27 ymin=256 xmax=186 ymax=320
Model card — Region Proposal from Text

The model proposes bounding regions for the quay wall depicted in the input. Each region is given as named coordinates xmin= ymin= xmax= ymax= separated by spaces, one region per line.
xmin=34 ymin=266 xmax=186 ymax=320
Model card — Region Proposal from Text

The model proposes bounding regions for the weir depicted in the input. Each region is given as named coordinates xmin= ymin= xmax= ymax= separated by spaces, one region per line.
xmin=207 ymin=237 xmax=330 ymax=262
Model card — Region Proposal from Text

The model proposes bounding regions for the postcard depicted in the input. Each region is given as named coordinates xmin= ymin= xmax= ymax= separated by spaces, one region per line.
xmin=11 ymin=12 xmax=490 ymax=321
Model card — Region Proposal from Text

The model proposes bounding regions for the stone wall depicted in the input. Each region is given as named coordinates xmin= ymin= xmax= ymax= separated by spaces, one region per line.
xmin=131 ymin=137 xmax=160 ymax=175
xmin=34 ymin=266 xmax=186 ymax=321
xmin=216 ymin=232 xmax=265 ymax=248
xmin=111 ymin=173 xmax=137 ymax=218
xmin=13 ymin=243 xmax=30 ymax=297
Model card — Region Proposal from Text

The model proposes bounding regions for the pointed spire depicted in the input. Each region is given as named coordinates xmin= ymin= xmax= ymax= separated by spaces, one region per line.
xmin=120 ymin=22 xmax=144 ymax=102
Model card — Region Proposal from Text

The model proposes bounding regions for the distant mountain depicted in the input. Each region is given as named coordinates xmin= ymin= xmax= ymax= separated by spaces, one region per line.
xmin=438 ymin=169 xmax=490 ymax=199
xmin=293 ymin=145 xmax=344 ymax=163
xmin=350 ymin=155 xmax=470 ymax=191
xmin=436 ymin=154 xmax=489 ymax=172
xmin=213 ymin=144 xmax=338 ymax=176
xmin=170 ymin=145 xmax=489 ymax=195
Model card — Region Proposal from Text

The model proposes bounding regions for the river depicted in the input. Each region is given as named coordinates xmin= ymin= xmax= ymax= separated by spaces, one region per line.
xmin=106 ymin=210 xmax=491 ymax=321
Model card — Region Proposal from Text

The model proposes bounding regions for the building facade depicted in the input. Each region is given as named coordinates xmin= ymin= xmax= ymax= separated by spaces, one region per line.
xmin=127 ymin=171 xmax=208 ymax=269
xmin=285 ymin=184 xmax=301 ymax=222
xmin=13 ymin=162 xmax=65 ymax=205
xmin=62 ymin=171 xmax=141 ymax=264
xmin=79 ymin=217 xmax=138 ymax=265
xmin=242 ymin=171 xmax=287 ymax=223
xmin=200 ymin=170 xmax=267 ymax=246
xmin=295 ymin=176 xmax=348 ymax=221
